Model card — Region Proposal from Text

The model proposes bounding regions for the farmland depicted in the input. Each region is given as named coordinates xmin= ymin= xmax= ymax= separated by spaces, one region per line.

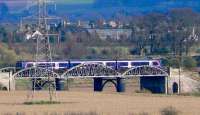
xmin=0 ymin=88 xmax=200 ymax=115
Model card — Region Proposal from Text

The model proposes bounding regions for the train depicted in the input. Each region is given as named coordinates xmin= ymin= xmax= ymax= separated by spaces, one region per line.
xmin=16 ymin=60 xmax=161 ymax=72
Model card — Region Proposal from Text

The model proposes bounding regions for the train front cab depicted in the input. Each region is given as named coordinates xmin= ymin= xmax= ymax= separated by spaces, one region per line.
xmin=16 ymin=61 xmax=26 ymax=71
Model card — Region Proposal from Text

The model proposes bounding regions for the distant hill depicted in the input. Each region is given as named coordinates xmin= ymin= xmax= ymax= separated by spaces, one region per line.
xmin=56 ymin=0 xmax=200 ymax=20
xmin=1 ymin=0 xmax=200 ymax=21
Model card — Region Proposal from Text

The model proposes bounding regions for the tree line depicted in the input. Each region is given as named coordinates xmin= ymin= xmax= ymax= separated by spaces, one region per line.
xmin=0 ymin=8 xmax=200 ymax=67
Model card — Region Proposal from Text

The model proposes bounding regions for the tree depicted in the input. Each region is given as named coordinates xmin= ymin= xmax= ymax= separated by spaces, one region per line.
xmin=0 ymin=43 xmax=18 ymax=67
xmin=182 ymin=57 xmax=197 ymax=69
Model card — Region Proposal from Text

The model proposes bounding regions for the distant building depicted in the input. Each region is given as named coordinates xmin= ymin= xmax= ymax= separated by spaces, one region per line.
xmin=87 ymin=29 xmax=132 ymax=40
xmin=77 ymin=20 xmax=91 ymax=28
xmin=63 ymin=20 xmax=71 ymax=27
xmin=109 ymin=21 xmax=118 ymax=28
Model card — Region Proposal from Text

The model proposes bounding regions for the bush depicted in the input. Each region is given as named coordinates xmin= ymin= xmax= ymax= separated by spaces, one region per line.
xmin=130 ymin=48 xmax=141 ymax=55
xmin=139 ymin=112 xmax=149 ymax=115
xmin=160 ymin=106 xmax=179 ymax=115
xmin=160 ymin=58 xmax=170 ymax=67
xmin=154 ymin=48 xmax=170 ymax=55
xmin=129 ymin=112 xmax=149 ymax=115
xmin=3 ymin=112 xmax=98 ymax=115
xmin=169 ymin=58 xmax=180 ymax=68
xmin=1 ymin=87 xmax=7 ymax=91
xmin=180 ymin=91 xmax=200 ymax=97
xmin=64 ymin=111 xmax=98 ymax=115
xmin=135 ymin=89 xmax=152 ymax=94
xmin=0 ymin=83 xmax=7 ymax=91
xmin=195 ymin=48 xmax=200 ymax=53
xmin=23 ymin=101 xmax=61 ymax=105
xmin=162 ymin=58 xmax=180 ymax=68
xmin=182 ymin=57 xmax=197 ymax=69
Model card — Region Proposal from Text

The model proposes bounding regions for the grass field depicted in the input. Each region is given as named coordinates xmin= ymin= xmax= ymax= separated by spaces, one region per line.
xmin=3 ymin=78 xmax=200 ymax=115
xmin=0 ymin=89 xmax=200 ymax=115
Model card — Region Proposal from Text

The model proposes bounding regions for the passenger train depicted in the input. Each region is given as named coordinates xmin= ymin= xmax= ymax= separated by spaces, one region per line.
xmin=16 ymin=60 xmax=161 ymax=72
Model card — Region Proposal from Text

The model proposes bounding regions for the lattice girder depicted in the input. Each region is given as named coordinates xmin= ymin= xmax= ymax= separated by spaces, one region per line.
xmin=12 ymin=67 xmax=60 ymax=79
xmin=61 ymin=63 xmax=121 ymax=78
xmin=123 ymin=66 xmax=169 ymax=77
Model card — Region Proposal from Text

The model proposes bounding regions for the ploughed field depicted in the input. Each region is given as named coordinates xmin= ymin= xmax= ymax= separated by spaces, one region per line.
xmin=0 ymin=89 xmax=200 ymax=115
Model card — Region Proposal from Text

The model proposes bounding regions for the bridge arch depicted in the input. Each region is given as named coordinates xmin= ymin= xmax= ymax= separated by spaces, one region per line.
xmin=122 ymin=66 xmax=169 ymax=93
xmin=102 ymin=79 xmax=117 ymax=91
xmin=172 ymin=82 xmax=178 ymax=94
xmin=12 ymin=67 xmax=60 ymax=79
xmin=61 ymin=62 xmax=121 ymax=78
xmin=122 ymin=66 xmax=169 ymax=77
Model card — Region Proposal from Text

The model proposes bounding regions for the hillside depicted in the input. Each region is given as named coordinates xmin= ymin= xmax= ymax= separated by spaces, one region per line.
xmin=1 ymin=0 xmax=200 ymax=21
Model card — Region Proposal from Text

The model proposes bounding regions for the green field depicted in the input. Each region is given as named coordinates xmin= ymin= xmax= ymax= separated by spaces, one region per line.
xmin=57 ymin=0 xmax=94 ymax=4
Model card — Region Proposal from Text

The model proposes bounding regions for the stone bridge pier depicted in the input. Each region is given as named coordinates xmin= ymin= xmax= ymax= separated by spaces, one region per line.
xmin=0 ymin=67 xmax=16 ymax=91
xmin=93 ymin=77 xmax=125 ymax=92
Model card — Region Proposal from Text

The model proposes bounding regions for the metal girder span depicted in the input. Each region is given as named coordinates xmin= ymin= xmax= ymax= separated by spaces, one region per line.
xmin=123 ymin=66 xmax=169 ymax=77
xmin=61 ymin=63 xmax=121 ymax=78
xmin=12 ymin=67 xmax=60 ymax=79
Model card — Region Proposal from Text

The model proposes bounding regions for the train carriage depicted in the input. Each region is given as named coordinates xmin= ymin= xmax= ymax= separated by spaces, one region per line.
xmin=16 ymin=59 xmax=161 ymax=73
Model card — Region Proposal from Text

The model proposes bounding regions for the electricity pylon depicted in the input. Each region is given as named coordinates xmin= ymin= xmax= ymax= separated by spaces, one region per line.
xmin=21 ymin=0 xmax=60 ymax=102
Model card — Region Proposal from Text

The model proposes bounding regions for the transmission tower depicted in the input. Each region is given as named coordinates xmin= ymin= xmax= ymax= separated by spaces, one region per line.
xmin=37 ymin=0 xmax=54 ymax=102
xmin=21 ymin=0 xmax=60 ymax=102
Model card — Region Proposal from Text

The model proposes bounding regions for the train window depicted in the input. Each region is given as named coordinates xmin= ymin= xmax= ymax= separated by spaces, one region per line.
xmin=141 ymin=62 xmax=149 ymax=65
xmin=131 ymin=62 xmax=139 ymax=66
xmin=27 ymin=64 xmax=33 ymax=67
xmin=153 ymin=62 xmax=159 ymax=66
xmin=59 ymin=63 xmax=69 ymax=67
xmin=71 ymin=63 xmax=81 ymax=67
xmin=16 ymin=62 xmax=23 ymax=67
xmin=38 ymin=63 xmax=55 ymax=67
xmin=106 ymin=62 xmax=116 ymax=66
xmin=49 ymin=63 xmax=55 ymax=67
xmin=131 ymin=62 xmax=149 ymax=66
xmin=118 ymin=62 xmax=128 ymax=66
xmin=96 ymin=62 xmax=103 ymax=64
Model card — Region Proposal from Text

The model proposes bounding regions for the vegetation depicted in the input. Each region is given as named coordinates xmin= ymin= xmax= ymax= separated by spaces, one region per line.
xmin=15 ymin=79 xmax=32 ymax=90
xmin=0 ymin=83 xmax=7 ymax=91
xmin=2 ymin=109 xmax=181 ymax=115
xmin=184 ymin=92 xmax=200 ymax=97
xmin=2 ymin=111 xmax=98 ymax=115
xmin=23 ymin=100 xmax=61 ymax=105
xmin=0 ymin=8 xmax=200 ymax=69
xmin=135 ymin=89 xmax=152 ymax=94
xmin=160 ymin=106 xmax=179 ymax=115
xmin=182 ymin=57 xmax=197 ymax=69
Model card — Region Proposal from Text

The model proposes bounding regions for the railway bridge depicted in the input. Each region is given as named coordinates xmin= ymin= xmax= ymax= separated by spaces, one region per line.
xmin=0 ymin=63 xmax=169 ymax=93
